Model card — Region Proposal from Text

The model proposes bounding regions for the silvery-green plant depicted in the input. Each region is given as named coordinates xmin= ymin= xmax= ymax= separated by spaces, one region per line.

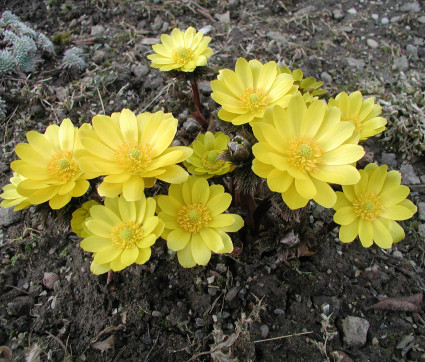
xmin=0 ymin=96 xmax=6 ymax=119
xmin=61 ymin=47 xmax=87 ymax=71
xmin=0 ymin=10 xmax=55 ymax=74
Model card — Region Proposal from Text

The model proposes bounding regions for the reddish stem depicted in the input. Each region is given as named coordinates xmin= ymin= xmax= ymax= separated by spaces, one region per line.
xmin=190 ymin=79 xmax=208 ymax=130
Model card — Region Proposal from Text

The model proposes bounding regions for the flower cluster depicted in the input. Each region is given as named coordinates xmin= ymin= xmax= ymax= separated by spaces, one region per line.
xmin=0 ymin=25 xmax=418 ymax=277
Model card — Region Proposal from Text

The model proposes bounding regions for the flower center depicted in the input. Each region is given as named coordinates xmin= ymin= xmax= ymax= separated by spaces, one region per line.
xmin=288 ymin=136 xmax=322 ymax=173
xmin=172 ymin=47 xmax=194 ymax=64
xmin=353 ymin=191 xmax=382 ymax=221
xmin=47 ymin=151 xmax=80 ymax=182
xmin=201 ymin=150 xmax=225 ymax=171
xmin=116 ymin=141 xmax=153 ymax=172
xmin=111 ymin=220 xmax=144 ymax=249
xmin=177 ymin=203 xmax=211 ymax=233
xmin=342 ymin=114 xmax=362 ymax=131
xmin=239 ymin=87 xmax=268 ymax=113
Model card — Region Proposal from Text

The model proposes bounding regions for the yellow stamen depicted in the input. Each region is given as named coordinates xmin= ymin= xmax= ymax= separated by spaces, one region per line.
xmin=111 ymin=220 xmax=144 ymax=249
xmin=239 ymin=87 xmax=268 ymax=113
xmin=47 ymin=151 xmax=80 ymax=182
xmin=288 ymin=136 xmax=322 ymax=173
xmin=201 ymin=150 xmax=225 ymax=171
xmin=177 ymin=203 xmax=211 ymax=233
xmin=172 ymin=47 xmax=194 ymax=64
xmin=116 ymin=141 xmax=153 ymax=173
xmin=353 ymin=191 xmax=382 ymax=221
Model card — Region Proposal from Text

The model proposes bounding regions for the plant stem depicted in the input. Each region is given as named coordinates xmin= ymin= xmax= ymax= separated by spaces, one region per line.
xmin=190 ymin=79 xmax=208 ymax=130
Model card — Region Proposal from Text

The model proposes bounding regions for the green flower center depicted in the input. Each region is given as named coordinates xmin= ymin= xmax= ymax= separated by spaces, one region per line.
xmin=288 ymin=136 xmax=322 ymax=173
xmin=353 ymin=192 xmax=382 ymax=221
xmin=173 ymin=47 xmax=194 ymax=64
xmin=201 ymin=149 xmax=225 ymax=171
xmin=116 ymin=141 xmax=153 ymax=172
xmin=111 ymin=220 xmax=144 ymax=249
xmin=47 ymin=151 xmax=80 ymax=182
xmin=177 ymin=203 xmax=211 ymax=233
xmin=240 ymin=87 xmax=268 ymax=113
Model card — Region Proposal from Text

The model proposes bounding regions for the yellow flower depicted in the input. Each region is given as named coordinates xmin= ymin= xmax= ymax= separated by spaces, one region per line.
xmin=157 ymin=176 xmax=244 ymax=268
xmin=10 ymin=119 xmax=91 ymax=209
xmin=75 ymin=109 xmax=193 ymax=201
xmin=251 ymin=94 xmax=365 ymax=210
xmin=80 ymin=194 xmax=164 ymax=274
xmin=0 ymin=173 xmax=31 ymax=211
xmin=328 ymin=91 xmax=387 ymax=141
xmin=333 ymin=163 xmax=417 ymax=248
xmin=147 ymin=26 xmax=214 ymax=72
xmin=184 ymin=131 xmax=234 ymax=178
xmin=71 ymin=200 xmax=100 ymax=238
xmin=279 ymin=65 xmax=326 ymax=103
xmin=211 ymin=58 xmax=296 ymax=125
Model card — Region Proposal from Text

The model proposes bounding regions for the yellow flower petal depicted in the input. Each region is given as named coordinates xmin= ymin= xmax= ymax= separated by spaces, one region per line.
xmin=167 ymin=228 xmax=191 ymax=251
xmin=372 ymin=219 xmax=393 ymax=248
xmin=358 ymin=219 xmax=373 ymax=247
xmin=339 ymin=219 xmax=359 ymax=243
xmin=86 ymin=219 xmax=113 ymax=238
xmin=94 ymin=246 xmax=122 ymax=264
xmin=90 ymin=261 xmax=110 ymax=275
xmin=282 ymin=182 xmax=309 ymax=209
xmin=200 ymin=227 xmax=224 ymax=253
xmin=135 ymin=247 xmax=151 ymax=265
xmin=380 ymin=204 xmax=416 ymax=220
xmin=81 ymin=236 xmax=112 ymax=252
xmin=334 ymin=206 xmax=357 ymax=225
xmin=312 ymin=178 xmax=337 ymax=208
xmin=120 ymin=248 xmax=139 ymax=267
xmin=191 ymin=233 xmax=211 ymax=265
xmin=177 ymin=242 xmax=197 ymax=268
xmin=122 ymin=176 xmax=144 ymax=201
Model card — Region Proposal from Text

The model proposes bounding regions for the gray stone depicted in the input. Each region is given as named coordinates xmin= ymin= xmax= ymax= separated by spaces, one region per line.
xmin=182 ymin=119 xmax=200 ymax=133
xmin=0 ymin=207 xmax=21 ymax=227
xmin=390 ymin=16 xmax=403 ymax=23
xmin=393 ymin=56 xmax=409 ymax=71
xmin=381 ymin=17 xmax=390 ymax=25
xmin=347 ymin=8 xmax=357 ymax=15
xmin=418 ymin=202 xmax=425 ymax=221
xmin=342 ymin=316 xmax=370 ymax=347
xmin=400 ymin=163 xmax=421 ymax=185
xmin=406 ymin=44 xmax=419 ymax=60
xmin=400 ymin=2 xmax=421 ymax=12
xmin=225 ymin=286 xmax=241 ymax=301
xmin=418 ymin=16 xmax=425 ymax=24
xmin=418 ymin=224 xmax=425 ymax=237
xmin=381 ymin=153 xmax=397 ymax=168
xmin=151 ymin=311 xmax=163 ymax=317
xmin=92 ymin=49 xmax=106 ymax=64
xmin=294 ymin=5 xmax=315 ymax=17
xmin=346 ymin=57 xmax=365 ymax=69
xmin=151 ymin=15 xmax=163 ymax=31
xmin=43 ymin=272 xmax=59 ymax=289
xmin=260 ymin=324 xmax=269 ymax=338
xmin=321 ymin=71 xmax=333 ymax=84
xmin=333 ymin=9 xmax=344 ymax=20
xmin=367 ymin=39 xmax=379 ymax=49
xmin=90 ymin=25 xmax=105 ymax=36
xmin=273 ymin=308 xmax=285 ymax=315
xmin=371 ymin=14 xmax=379 ymax=21
xmin=132 ymin=64 xmax=149 ymax=79
xmin=215 ymin=11 xmax=230 ymax=23
xmin=266 ymin=31 xmax=288 ymax=45
xmin=198 ymin=80 xmax=212 ymax=95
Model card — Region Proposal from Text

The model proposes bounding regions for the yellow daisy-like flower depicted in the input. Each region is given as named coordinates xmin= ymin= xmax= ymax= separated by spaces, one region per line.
xmin=71 ymin=200 xmax=100 ymax=238
xmin=80 ymin=194 xmax=164 ymax=274
xmin=157 ymin=176 xmax=244 ymax=268
xmin=328 ymin=91 xmax=387 ymax=141
xmin=0 ymin=173 xmax=32 ymax=211
xmin=184 ymin=131 xmax=234 ymax=178
xmin=251 ymin=94 xmax=365 ymax=210
xmin=333 ymin=163 xmax=417 ymax=248
xmin=147 ymin=26 xmax=214 ymax=72
xmin=10 ymin=119 xmax=92 ymax=209
xmin=75 ymin=109 xmax=193 ymax=201
xmin=211 ymin=57 xmax=296 ymax=126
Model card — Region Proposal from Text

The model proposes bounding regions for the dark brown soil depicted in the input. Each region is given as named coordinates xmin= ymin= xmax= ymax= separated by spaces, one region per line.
xmin=1 ymin=1 xmax=424 ymax=361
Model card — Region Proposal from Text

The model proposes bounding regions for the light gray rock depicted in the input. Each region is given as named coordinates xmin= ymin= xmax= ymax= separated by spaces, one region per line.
xmin=393 ymin=56 xmax=409 ymax=71
xmin=380 ymin=153 xmax=397 ymax=168
xmin=406 ymin=44 xmax=419 ymax=60
xmin=90 ymin=25 xmax=105 ymax=36
xmin=381 ymin=17 xmax=389 ymax=24
xmin=347 ymin=8 xmax=357 ymax=15
xmin=321 ymin=71 xmax=333 ymax=84
xmin=267 ymin=31 xmax=288 ymax=45
xmin=342 ymin=316 xmax=370 ymax=347
xmin=418 ymin=16 xmax=425 ymax=24
xmin=260 ymin=324 xmax=269 ymax=338
xmin=367 ymin=39 xmax=379 ymax=49
xmin=132 ymin=64 xmax=149 ymax=79
xmin=183 ymin=119 xmax=201 ymax=133
xmin=215 ymin=11 xmax=230 ymax=23
xmin=294 ymin=5 xmax=315 ymax=17
xmin=0 ymin=207 xmax=21 ymax=227
xmin=333 ymin=9 xmax=344 ymax=20
xmin=418 ymin=224 xmax=425 ymax=237
xmin=92 ymin=49 xmax=106 ymax=64
xmin=418 ymin=202 xmax=425 ymax=221
xmin=400 ymin=164 xmax=421 ymax=185
xmin=390 ymin=16 xmax=403 ymax=23
xmin=346 ymin=57 xmax=365 ymax=69
xmin=400 ymin=2 xmax=421 ymax=12
xmin=151 ymin=15 xmax=163 ymax=31
xmin=371 ymin=14 xmax=379 ymax=21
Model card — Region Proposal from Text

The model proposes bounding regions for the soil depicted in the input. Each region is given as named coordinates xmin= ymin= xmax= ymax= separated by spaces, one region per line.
xmin=1 ymin=0 xmax=425 ymax=361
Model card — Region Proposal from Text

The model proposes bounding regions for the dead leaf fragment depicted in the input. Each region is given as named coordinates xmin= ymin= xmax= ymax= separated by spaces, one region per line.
xmin=92 ymin=335 xmax=114 ymax=352
xmin=371 ymin=293 xmax=423 ymax=312
xmin=0 ymin=346 xmax=12 ymax=362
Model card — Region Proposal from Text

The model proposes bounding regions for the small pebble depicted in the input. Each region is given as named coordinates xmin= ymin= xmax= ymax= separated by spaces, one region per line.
xmin=43 ymin=272 xmax=59 ymax=290
xmin=367 ymin=39 xmax=379 ymax=49
xmin=381 ymin=17 xmax=389 ymax=25
xmin=371 ymin=14 xmax=379 ymax=20
xmin=151 ymin=311 xmax=163 ymax=317
xmin=260 ymin=324 xmax=269 ymax=338
xmin=347 ymin=8 xmax=357 ymax=15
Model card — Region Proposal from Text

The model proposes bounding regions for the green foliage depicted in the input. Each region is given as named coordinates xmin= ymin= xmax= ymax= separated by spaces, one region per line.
xmin=52 ymin=31 xmax=72 ymax=45
xmin=0 ymin=96 xmax=6 ymax=119
xmin=0 ymin=10 xmax=55 ymax=74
